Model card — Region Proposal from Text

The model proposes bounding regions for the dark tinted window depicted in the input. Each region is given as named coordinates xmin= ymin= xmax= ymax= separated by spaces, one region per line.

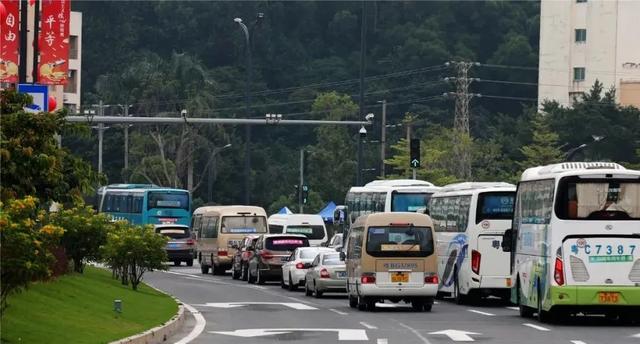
xmin=285 ymin=225 xmax=325 ymax=239
xmin=103 ymin=192 xmax=143 ymax=213
xmin=265 ymin=236 xmax=310 ymax=251
xmin=366 ymin=226 xmax=434 ymax=257
xmin=555 ymin=177 xmax=640 ymax=220
xmin=476 ymin=192 xmax=515 ymax=223
xmin=269 ymin=224 xmax=283 ymax=234
xmin=147 ymin=191 xmax=189 ymax=210
xmin=391 ymin=193 xmax=432 ymax=212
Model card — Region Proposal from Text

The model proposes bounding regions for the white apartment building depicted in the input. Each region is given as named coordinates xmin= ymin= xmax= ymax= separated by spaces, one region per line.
xmin=63 ymin=11 xmax=82 ymax=113
xmin=538 ymin=0 xmax=640 ymax=109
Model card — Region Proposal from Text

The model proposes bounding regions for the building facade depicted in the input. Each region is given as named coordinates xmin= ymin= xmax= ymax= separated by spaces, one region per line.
xmin=538 ymin=0 xmax=640 ymax=109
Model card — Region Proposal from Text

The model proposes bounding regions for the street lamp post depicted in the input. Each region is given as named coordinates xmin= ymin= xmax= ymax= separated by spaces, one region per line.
xmin=208 ymin=143 xmax=232 ymax=203
xmin=234 ymin=14 xmax=264 ymax=205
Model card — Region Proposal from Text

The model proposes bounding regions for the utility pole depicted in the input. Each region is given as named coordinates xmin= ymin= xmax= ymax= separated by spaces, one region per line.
xmin=449 ymin=61 xmax=477 ymax=180
xmin=97 ymin=101 xmax=105 ymax=174
xmin=298 ymin=149 xmax=304 ymax=213
xmin=379 ymin=99 xmax=387 ymax=178
xmin=123 ymin=104 xmax=130 ymax=182
xmin=356 ymin=1 xmax=367 ymax=186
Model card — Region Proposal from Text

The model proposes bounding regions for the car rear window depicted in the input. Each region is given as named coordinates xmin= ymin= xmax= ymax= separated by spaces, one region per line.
xmin=285 ymin=225 xmax=325 ymax=240
xmin=322 ymin=255 xmax=342 ymax=265
xmin=265 ymin=236 xmax=310 ymax=251
xmin=300 ymin=249 xmax=322 ymax=259
xmin=156 ymin=227 xmax=190 ymax=239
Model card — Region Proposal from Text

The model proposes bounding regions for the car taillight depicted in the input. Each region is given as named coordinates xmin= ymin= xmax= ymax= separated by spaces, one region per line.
xmin=554 ymin=257 xmax=564 ymax=286
xmin=260 ymin=250 xmax=274 ymax=260
xmin=361 ymin=274 xmax=376 ymax=284
xmin=471 ymin=250 xmax=481 ymax=275
xmin=295 ymin=262 xmax=305 ymax=269
xmin=218 ymin=249 xmax=228 ymax=257
xmin=424 ymin=274 xmax=439 ymax=284
xmin=320 ymin=268 xmax=330 ymax=278
xmin=186 ymin=239 xmax=195 ymax=246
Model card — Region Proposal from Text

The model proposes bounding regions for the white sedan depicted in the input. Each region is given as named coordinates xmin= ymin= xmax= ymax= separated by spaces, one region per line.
xmin=281 ymin=247 xmax=334 ymax=291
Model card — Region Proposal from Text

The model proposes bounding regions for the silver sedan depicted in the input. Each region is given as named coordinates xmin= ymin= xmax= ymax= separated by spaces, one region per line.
xmin=304 ymin=252 xmax=346 ymax=298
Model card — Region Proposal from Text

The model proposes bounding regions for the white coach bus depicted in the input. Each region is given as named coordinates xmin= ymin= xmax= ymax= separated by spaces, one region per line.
xmin=503 ymin=162 xmax=640 ymax=322
xmin=429 ymin=182 xmax=516 ymax=303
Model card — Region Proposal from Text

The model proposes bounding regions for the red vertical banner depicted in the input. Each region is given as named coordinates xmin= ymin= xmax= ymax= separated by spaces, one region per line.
xmin=38 ymin=0 xmax=69 ymax=85
xmin=0 ymin=0 xmax=20 ymax=83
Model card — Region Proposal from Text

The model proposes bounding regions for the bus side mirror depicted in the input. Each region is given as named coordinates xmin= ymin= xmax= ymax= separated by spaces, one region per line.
xmin=424 ymin=208 xmax=430 ymax=216
xmin=502 ymin=229 xmax=513 ymax=252
xmin=334 ymin=245 xmax=343 ymax=252
xmin=339 ymin=251 xmax=346 ymax=261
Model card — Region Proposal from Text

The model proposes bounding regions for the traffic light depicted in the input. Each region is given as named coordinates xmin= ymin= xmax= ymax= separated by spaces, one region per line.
xmin=302 ymin=185 xmax=309 ymax=204
xmin=410 ymin=138 xmax=420 ymax=168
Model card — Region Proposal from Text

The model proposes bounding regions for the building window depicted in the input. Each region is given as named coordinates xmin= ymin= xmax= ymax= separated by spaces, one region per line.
xmin=576 ymin=0 xmax=587 ymax=3
xmin=575 ymin=29 xmax=587 ymax=43
xmin=69 ymin=36 xmax=78 ymax=60
xmin=569 ymin=92 xmax=584 ymax=104
xmin=573 ymin=67 xmax=586 ymax=82
xmin=64 ymin=70 xmax=77 ymax=93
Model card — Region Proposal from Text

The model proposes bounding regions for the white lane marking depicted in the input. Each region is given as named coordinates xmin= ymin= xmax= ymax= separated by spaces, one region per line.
xmin=631 ymin=333 xmax=640 ymax=338
xmin=467 ymin=309 xmax=495 ymax=316
xmin=209 ymin=328 xmax=368 ymax=341
xmin=523 ymin=323 xmax=551 ymax=332
xmin=434 ymin=301 xmax=439 ymax=305
xmin=163 ymin=270 xmax=202 ymax=279
xmin=429 ymin=329 xmax=481 ymax=342
xmin=397 ymin=322 xmax=433 ymax=344
xmin=195 ymin=302 xmax=318 ymax=310
xmin=330 ymin=308 xmax=349 ymax=315
xmin=570 ymin=341 xmax=587 ymax=344
xmin=360 ymin=322 xmax=378 ymax=330
xmin=377 ymin=339 xmax=388 ymax=344
xmin=286 ymin=296 xmax=320 ymax=306
xmin=173 ymin=303 xmax=206 ymax=344
xmin=506 ymin=307 xmax=519 ymax=311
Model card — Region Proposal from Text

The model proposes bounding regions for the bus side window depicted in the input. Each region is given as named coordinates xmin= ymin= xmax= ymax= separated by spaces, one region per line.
xmin=459 ymin=196 xmax=471 ymax=232
xmin=269 ymin=225 xmax=283 ymax=234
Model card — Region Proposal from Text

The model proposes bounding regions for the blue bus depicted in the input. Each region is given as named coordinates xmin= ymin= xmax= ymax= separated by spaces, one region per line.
xmin=97 ymin=184 xmax=192 ymax=226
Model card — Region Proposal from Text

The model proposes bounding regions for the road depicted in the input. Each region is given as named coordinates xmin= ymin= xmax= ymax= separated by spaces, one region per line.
xmin=145 ymin=263 xmax=639 ymax=344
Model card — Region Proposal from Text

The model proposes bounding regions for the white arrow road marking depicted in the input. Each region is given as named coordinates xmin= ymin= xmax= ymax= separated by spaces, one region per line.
xmin=570 ymin=341 xmax=587 ymax=344
xmin=195 ymin=302 xmax=317 ymax=310
xmin=209 ymin=328 xmax=369 ymax=341
xmin=631 ymin=333 xmax=640 ymax=338
xmin=377 ymin=339 xmax=389 ymax=344
xmin=174 ymin=303 xmax=206 ymax=344
xmin=506 ymin=306 xmax=519 ymax=311
xmin=428 ymin=329 xmax=481 ymax=342
xmin=523 ymin=323 xmax=551 ymax=332
xmin=330 ymin=308 xmax=349 ymax=315
xmin=360 ymin=322 xmax=378 ymax=329
xmin=398 ymin=322 xmax=433 ymax=344
xmin=467 ymin=309 xmax=495 ymax=316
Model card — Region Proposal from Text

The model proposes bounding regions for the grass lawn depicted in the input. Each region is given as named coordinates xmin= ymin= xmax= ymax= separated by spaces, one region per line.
xmin=1 ymin=266 xmax=178 ymax=344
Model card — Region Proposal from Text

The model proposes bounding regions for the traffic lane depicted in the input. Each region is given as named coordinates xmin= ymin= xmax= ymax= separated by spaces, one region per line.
xmin=145 ymin=268 xmax=386 ymax=344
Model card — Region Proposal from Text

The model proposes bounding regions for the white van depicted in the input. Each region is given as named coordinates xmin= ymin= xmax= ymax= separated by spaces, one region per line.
xmin=268 ymin=214 xmax=329 ymax=246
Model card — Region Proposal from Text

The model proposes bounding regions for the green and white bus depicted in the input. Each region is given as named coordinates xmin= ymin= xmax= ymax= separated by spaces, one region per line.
xmin=503 ymin=162 xmax=640 ymax=322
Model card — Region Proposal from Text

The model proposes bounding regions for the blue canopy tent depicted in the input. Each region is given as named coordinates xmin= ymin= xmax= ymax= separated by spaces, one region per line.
xmin=277 ymin=207 xmax=294 ymax=215
xmin=317 ymin=201 xmax=337 ymax=224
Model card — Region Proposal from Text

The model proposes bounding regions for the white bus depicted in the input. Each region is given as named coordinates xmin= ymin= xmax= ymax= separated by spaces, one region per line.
xmin=267 ymin=214 xmax=329 ymax=246
xmin=429 ymin=182 xmax=516 ymax=303
xmin=344 ymin=179 xmax=441 ymax=225
xmin=504 ymin=162 xmax=640 ymax=322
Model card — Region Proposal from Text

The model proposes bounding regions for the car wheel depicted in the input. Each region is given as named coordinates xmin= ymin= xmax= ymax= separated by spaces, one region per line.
xmin=348 ymin=294 xmax=358 ymax=308
xmin=186 ymin=260 xmax=193 ymax=267
xmin=412 ymin=299 xmax=425 ymax=312
xmin=242 ymin=264 xmax=248 ymax=281
xmin=288 ymin=274 xmax=297 ymax=292
xmin=173 ymin=260 xmax=180 ymax=266
xmin=424 ymin=302 xmax=433 ymax=312
xmin=280 ymin=275 xmax=287 ymax=289
xmin=314 ymin=281 xmax=323 ymax=298
xmin=256 ymin=269 xmax=265 ymax=285
xmin=248 ymin=267 xmax=256 ymax=284
xmin=232 ymin=265 xmax=240 ymax=280
xmin=305 ymin=282 xmax=313 ymax=296
xmin=200 ymin=264 xmax=210 ymax=274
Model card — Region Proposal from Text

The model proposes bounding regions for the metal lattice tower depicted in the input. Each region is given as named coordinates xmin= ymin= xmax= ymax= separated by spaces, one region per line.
xmin=449 ymin=61 xmax=476 ymax=180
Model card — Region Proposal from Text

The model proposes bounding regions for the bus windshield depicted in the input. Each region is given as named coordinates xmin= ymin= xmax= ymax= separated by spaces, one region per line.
xmin=366 ymin=226 xmax=434 ymax=257
xmin=147 ymin=191 xmax=189 ymax=210
xmin=391 ymin=193 xmax=431 ymax=212
xmin=557 ymin=178 xmax=640 ymax=220
xmin=221 ymin=216 xmax=268 ymax=233
xmin=476 ymin=192 xmax=515 ymax=223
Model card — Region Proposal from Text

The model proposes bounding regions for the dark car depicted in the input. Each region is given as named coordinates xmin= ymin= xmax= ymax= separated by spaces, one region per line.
xmin=247 ymin=234 xmax=310 ymax=284
xmin=155 ymin=225 xmax=195 ymax=266
xmin=231 ymin=235 xmax=259 ymax=280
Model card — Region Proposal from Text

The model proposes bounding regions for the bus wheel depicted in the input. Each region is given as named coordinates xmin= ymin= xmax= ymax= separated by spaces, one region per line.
xmin=357 ymin=296 xmax=368 ymax=311
xmin=200 ymin=264 xmax=210 ymax=274
xmin=411 ymin=299 xmax=426 ymax=312
xmin=536 ymin=283 xmax=553 ymax=323
xmin=518 ymin=280 xmax=534 ymax=318
xmin=454 ymin=272 xmax=466 ymax=305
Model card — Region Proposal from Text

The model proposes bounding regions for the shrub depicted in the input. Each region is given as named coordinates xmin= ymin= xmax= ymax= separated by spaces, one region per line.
xmin=102 ymin=224 xmax=167 ymax=290
xmin=49 ymin=205 xmax=111 ymax=273
xmin=0 ymin=197 xmax=64 ymax=311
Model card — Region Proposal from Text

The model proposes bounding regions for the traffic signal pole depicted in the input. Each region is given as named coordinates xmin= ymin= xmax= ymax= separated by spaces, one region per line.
xmin=299 ymin=149 xmax=304 ymax=213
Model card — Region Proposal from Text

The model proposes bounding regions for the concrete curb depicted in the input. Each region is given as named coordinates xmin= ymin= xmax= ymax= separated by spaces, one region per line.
xmin=108 ymin=279 xmax=187 ymax=344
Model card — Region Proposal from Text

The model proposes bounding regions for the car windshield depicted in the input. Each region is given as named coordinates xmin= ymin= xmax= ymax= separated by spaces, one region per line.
xmin=322 ymin=255 xmax=342 ymax=265
xmin=221 ymin=216 xmax=268 ymax=233
xmin=391 ymin=193 xmax=431 ymax=212
xmin=331 ymin=234 xmax=343 ymax=246
xmin=265 ymin=236 xmax=309 ymax=251
xmin=286 ymin=225 xmax=325 ymax=239
xmin=556 ymin=178 xmax=640 ymax=220
xmin=366 ymin=226 xmax=434 ymax=257
xmin=476 ymin=192 xmax=515 ymax=223
xmin=147 ymin=191 xmax=189 ymax=210
xmin=156 ymin=227 xmax=190 ymax=239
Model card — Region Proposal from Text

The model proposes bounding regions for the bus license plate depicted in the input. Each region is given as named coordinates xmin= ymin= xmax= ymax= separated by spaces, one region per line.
xmin=598 ymin=292 xmax=619 ymax=304
xmin=391 ymin=272 xmax=409 ymax=283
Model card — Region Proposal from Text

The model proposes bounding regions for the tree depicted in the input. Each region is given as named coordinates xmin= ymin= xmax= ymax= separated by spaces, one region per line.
xmin=0 ymin=89 xmax=104 ymax=206
xmin=0 ymin=197 xmax=64 ymax=311
xmin=519 ymin=112 xmax=563 ymax=169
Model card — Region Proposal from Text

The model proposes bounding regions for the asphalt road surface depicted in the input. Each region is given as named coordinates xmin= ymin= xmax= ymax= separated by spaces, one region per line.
xmin=145 ymin=263 xmax=639 ymax=344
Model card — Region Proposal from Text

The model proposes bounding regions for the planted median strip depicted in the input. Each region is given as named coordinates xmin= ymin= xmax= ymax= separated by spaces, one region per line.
xmin=1 ymin=266 xmax=178 ymax=344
